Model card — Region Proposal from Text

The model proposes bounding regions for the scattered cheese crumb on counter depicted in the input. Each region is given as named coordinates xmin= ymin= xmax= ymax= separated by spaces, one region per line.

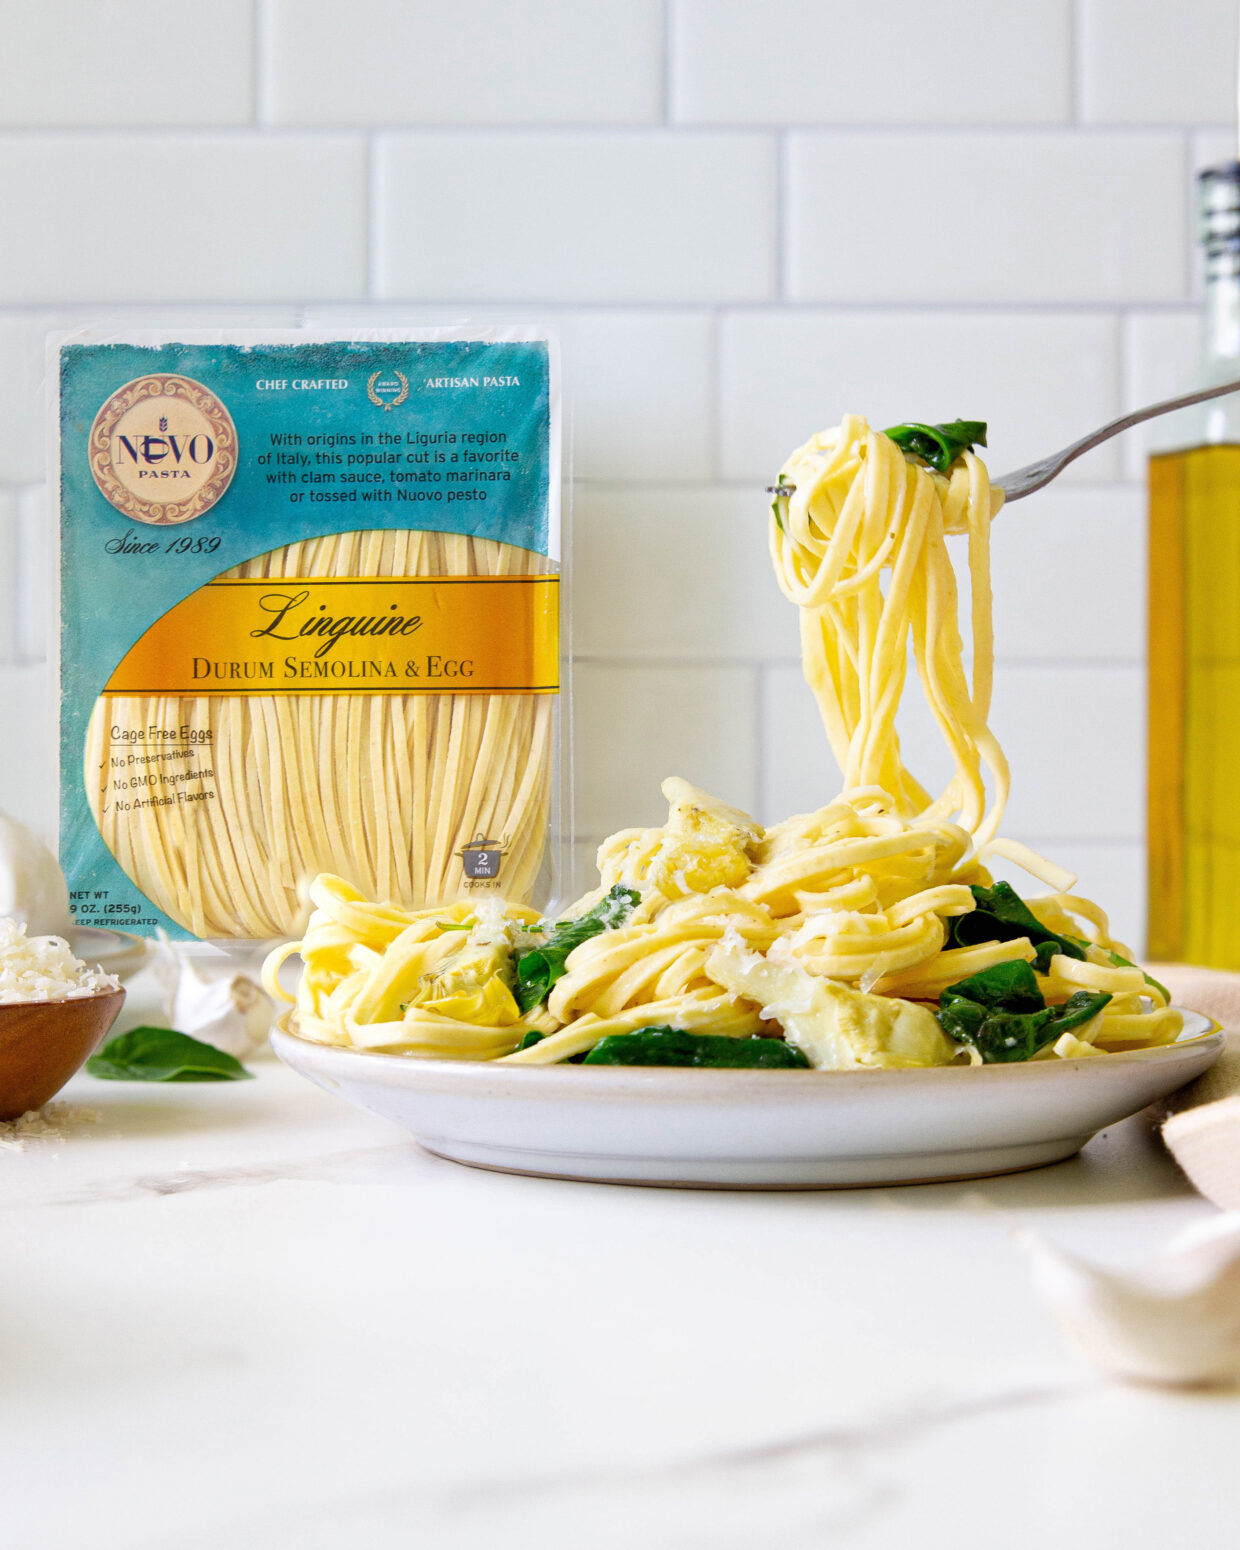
xmin=0 ymin=1102 xmax=102 ymax=1152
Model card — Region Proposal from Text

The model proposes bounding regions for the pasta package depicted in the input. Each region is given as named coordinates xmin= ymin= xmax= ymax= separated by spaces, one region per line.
xmin=55 ymin=328 xmax=564 ymax=942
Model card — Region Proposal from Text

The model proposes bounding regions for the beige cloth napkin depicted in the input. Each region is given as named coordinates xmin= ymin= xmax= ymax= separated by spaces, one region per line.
xmin=1022 ymin=965 xmax=1240 ymax=1388
xmin=1147 ymin=964 xmax=1240 ymax=1209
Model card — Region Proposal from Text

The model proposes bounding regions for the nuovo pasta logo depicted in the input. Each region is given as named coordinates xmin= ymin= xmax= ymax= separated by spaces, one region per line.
xmin=89 ymin=373 xmax=238 ymax=525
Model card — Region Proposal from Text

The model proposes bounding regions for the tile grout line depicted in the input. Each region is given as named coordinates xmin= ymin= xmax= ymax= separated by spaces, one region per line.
xmin=0 ymin=491 xmax=16 ymax=665
xmin=775 ymin=129 xmax=788 ymax=302
xmin=0 ymin=123 xmax=1232 ymax=138
xmin=1185 ymin=128 xmax=1203 ymax=306
xmin=0 ymin=477 xmax=1152 ymax=498
xmin=753 ymin=660 xmax=768 ymax=821
xmin=573 ymin=655 xmax=1145 ymax=671
xmin=707 ymin=308 xmax=722 ymax=481
xmin=661 ymin=0 xmax=674 ymax=125
xmin=0 ymin=301 xmax=1205 ymax=319
xmin=13 ymin=485 xmax=47 ymax=666
xmin=366 ymin=134 xmax=380 ymax=299
xmin=570 ymin=479 xmax=1146 ymax=495
xmin=570 ymin=830 xmax=1145 ymax=847
xmin=1116 ymin=299 xmax=1133 ymax=474
xmin=254 ymin=0 xmax=276 ymax=127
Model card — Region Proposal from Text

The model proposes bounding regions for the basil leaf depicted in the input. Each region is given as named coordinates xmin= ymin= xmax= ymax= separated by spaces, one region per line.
xmin=86 ymin=1026 xmax=252 ymax=1082
xmin=947 ymin=881 xmax=1088 ymax=968
xmin=582 ymin=1027 xmax=810 ymax=1069
xmin=514 ymin=884 xmax=640 ymax=1014
xmin=517 ymin=1030 xmax=545 ymax=1051
xmin=883 ymin=419 xmax=988 ymax=474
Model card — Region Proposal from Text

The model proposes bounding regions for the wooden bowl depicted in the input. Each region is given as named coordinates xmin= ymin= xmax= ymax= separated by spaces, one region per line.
xmin=0 ymin=988 xmax=126 ymax=1121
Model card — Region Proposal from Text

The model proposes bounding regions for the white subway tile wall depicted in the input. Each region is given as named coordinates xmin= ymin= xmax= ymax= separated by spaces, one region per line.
xmin=0 ymin=0 xmax=1224 ymax=948
xmin=1121 ymin=310 xmax=1199 ymax=478
xmin=268 ymin=0 xmax=664 ymax=126
xmin=375 ymin=132 xmax=776 ymax=301
xmin=0 ymin=1 xmax=255 ymax=128
xmin=572 ymin=486 xmax=793 ymax=659
xmin=0 ymin=137 xmax=368 ymax=303
xmin=1079 ymin=0 xmax=1238 ymax=126
xmin=718 ymin=311 xmax=1123 ymax=482
xmin=787 ymin=132 xmax=1186 ymax=303
xmin=672 ymin=1 xmax=1074 ymax=126
xmin=0 ymin=315 xmax=46 ymax=484
xmin=575 ymin=662 xmax=760 ymax=837
xmin=555 ymin=312 xmax=715 ymax=482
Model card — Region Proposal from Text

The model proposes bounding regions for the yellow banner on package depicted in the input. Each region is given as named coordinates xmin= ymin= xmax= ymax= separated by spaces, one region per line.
xmin=103 ymin=575 xmax=560 ymax=696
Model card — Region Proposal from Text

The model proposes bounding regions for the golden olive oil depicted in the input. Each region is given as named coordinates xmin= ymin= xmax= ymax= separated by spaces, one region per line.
xmin=1147 ymin=444 xmax=1240 ymax=967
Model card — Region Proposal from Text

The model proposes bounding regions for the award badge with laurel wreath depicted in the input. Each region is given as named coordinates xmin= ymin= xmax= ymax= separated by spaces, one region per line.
xmin=367 ymin=370 xmax=410 ymax=411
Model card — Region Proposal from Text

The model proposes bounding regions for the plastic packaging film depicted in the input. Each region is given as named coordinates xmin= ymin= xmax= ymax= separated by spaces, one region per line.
xmin=56 ymin=329 xmax=565 ymax=943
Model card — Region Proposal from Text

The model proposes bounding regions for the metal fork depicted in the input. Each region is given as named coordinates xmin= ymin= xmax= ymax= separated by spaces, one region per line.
xmin=766 ymin=374 xmax=1240 ymax=503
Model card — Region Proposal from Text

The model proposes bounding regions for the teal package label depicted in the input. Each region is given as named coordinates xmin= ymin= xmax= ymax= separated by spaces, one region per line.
xmin=58 ymin=332 xmax=556 ymax=938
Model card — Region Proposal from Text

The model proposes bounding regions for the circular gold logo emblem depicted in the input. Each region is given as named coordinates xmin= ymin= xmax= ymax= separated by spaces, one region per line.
xmin=89 ymin=374 xmax=237 ymax=525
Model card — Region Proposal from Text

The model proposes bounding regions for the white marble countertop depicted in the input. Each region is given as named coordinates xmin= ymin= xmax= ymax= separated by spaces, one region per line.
xmin=3 ymin=1054 xmax=1237 ymax=1550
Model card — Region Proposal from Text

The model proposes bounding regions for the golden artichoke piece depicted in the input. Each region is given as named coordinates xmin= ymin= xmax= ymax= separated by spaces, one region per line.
xmin=706 ymin=943 xmax=956 ymax=1070
xmin=646 ymin=777 xmax=764 ymax=898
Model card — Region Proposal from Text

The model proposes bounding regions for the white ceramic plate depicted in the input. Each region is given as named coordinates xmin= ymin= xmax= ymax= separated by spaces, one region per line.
xmin=272 ymin=1010 xmax=1222 ymax=1189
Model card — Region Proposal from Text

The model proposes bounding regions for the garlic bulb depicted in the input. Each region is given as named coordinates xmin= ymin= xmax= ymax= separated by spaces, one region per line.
xmin=111 ymin=939 xmax=274 ymax=1059
xmin=1023 ymin=1215 xmax=1240 ymax=1386
xmin=171 ymin=957 xmax=273 ymax=1059
xmin=0 ymin=813 xmax=70 ymax=938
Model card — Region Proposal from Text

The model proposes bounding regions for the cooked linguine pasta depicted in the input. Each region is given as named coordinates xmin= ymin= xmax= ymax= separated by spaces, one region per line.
xmin=265 ymin=416 xmax=1182 ymax=1069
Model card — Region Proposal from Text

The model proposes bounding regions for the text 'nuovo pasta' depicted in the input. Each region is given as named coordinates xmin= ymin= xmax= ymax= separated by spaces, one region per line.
xmin=267 ymin=416 xmax=1182 ymax=1070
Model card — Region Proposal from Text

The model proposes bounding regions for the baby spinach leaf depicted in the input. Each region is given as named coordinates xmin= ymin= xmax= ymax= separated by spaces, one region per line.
xmin=582 ymin=1027 xmax=810 ymax=1069
xmin=947 ymin=881 xmax=1088 ymax=971
xmin=937 ymin=963 xmax=1111 ymax=1064
xmin=517 ymin=1030 xmax=545 ymax=1051
xmin=1049 ymin=991 xmax=1116 ymax=1039
xmin=514 ymin=884 xmax=641 ymax=1014
xmin=944 ymin=957 xmax=1045 ymax=1012
xmin=942 ymin=1004 xmax=1052 ymax=1063
xmin=1106 ymin=949 xmax=1170 ymax=1002
xmin=87 ymin=1026 xmax=253 ymax=1082
xmin=883 ymin=419 xmax=988 ymax=474
xmin=952 ymin=887 xmax=1167 ymax=997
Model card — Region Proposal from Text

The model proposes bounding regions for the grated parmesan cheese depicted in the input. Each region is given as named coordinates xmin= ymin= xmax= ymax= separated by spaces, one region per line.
xmin=0 ymin=917 xmax=119 ymax=1003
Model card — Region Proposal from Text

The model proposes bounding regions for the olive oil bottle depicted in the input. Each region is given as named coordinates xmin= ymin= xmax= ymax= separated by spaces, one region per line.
xmin=1148 ymin=164 xmax=1240 ymax=967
